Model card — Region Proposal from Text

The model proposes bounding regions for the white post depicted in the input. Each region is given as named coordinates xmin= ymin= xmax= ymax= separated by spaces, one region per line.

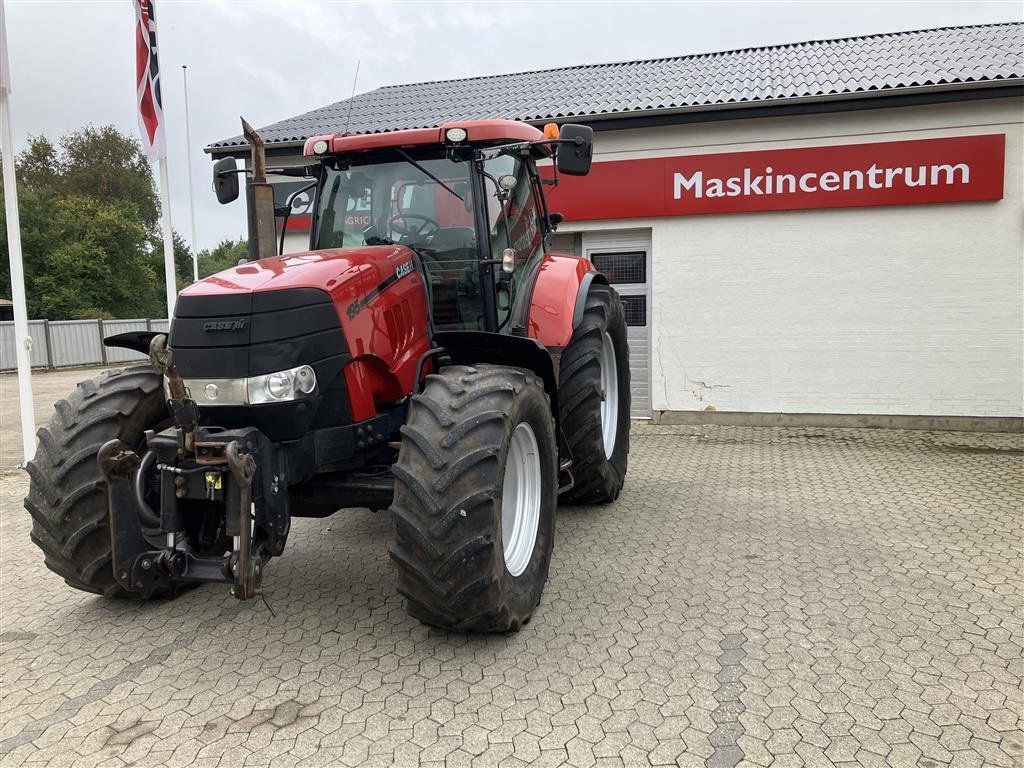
xmin=0 ymin=0 xmax=36 ymax=466
xmin=182 ymin=64 xmax=198 ymax=282
xmin=157 ymin=156 xmax=177 ymax=319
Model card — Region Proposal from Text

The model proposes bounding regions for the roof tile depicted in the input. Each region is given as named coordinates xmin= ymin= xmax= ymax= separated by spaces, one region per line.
xmin=209 ymin=23 xmax=1023 ymax=149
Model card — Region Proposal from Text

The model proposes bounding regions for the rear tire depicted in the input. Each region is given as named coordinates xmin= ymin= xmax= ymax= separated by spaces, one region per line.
xmin=390 ymin=365 xmax=557 ymax=632
xmin=25 ymin=367 xmax=170 ymax=598
xmin=559 ymin=282 xmax=631 ymax=504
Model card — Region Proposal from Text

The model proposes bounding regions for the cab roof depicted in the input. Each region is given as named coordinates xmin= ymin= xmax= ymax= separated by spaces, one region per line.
xmin=303 ymin=119 xmax=546 ymax=158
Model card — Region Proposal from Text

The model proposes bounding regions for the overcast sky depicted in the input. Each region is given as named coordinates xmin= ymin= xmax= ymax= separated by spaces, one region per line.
xmin=4 ymin=0 xmax=1022 ymax=252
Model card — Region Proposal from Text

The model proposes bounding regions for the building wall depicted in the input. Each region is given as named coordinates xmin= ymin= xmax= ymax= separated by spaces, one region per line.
xmin=282 ymin=229 xmax=311 ymax=254
xmin=559 ymin=97 xmax=1023 ymax=418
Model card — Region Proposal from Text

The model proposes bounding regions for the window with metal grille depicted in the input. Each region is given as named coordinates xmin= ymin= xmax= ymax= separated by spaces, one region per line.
xmin=591 ymin=251 xmax=646 ymax=284
xmin=620 ymin=295 xmax=647 ymax=327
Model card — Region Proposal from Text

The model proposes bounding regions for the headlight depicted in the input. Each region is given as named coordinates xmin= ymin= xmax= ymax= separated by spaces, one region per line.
xmin=295 ymin=365 xmax=317 ymax=394
xmin=180 ymin=365 xmax=319 ymax=406
xmin=265 ymin=371 xmax=294 ymax=400
xmin=247 ymin=364 xmax=318 ymax=405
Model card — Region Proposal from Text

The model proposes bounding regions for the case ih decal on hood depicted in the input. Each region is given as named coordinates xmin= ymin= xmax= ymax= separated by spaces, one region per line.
xmin=203 ymin=319 xmax=248 ymax=332
xmin=346 ymin=259 xmax=416 ymax=319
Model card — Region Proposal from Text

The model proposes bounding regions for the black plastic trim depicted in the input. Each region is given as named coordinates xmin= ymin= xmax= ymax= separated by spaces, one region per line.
xmin=169 ymin=288 xmax=353 ymax=438
xmin=103 ymin=331 xmax=159 ymax=354
xmin=170 ymin=317 xmax=251 ymax=349
xmin=170 ymin=347 xmax=249 ymax=379
xmin=175 ymin=293 xmax=253 ymax=318
xmin=250 ymin=303 xmax=339 ymax=344
xmin=572 ymin=272 xmax=608 ymax=328
xmin=469 ymin=158 xmax=498 ymax=332
xmin=252 ymin=287 xmax=333 ymax=313
xmin=249 ymin=330 xmax=348 ymax=376
xmin=170 ymin=288 xmax=349 ymax=377
xmin=433 ymin=329 xmax=559 ymax=423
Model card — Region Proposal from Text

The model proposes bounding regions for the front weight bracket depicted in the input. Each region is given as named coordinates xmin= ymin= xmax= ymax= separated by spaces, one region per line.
xmin=98 ymin=439 xmax=173 ymax=595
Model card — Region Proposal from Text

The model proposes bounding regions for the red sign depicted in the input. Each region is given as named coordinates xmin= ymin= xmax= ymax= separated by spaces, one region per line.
xmin=545 ymin=134 xmax=1005 ymax=221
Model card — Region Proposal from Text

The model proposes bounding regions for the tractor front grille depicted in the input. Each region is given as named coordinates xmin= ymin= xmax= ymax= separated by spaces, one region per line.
xmin=169 ymin=288 xmax=352 ymax=440
xmin=170 ymin=289 xmax=347 ymax=377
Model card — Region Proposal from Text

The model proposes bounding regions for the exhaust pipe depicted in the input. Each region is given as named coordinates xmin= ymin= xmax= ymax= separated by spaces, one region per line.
xmin=241 ymin=118 xmax=277 ymax=261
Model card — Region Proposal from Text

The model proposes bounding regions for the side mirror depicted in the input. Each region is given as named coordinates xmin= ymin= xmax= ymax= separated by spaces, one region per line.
xmin=547 ymin=212 xmax=564 ymax=229
xmin=213 ymin=157 xmax=240 ymax=204
xmin=556 ymin=124 xmax=594 ymax=176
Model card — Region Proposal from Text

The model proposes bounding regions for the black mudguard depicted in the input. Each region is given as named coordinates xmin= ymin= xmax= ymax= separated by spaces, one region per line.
xmin=103 ymin=331 xmax=161 ymax=355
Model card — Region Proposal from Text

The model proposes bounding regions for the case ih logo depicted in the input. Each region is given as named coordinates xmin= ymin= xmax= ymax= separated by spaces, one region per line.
xmin=202 ymin=319 xmax=248 ymax=332
xmin=545 ymin=134 xmax=1005 ymax=220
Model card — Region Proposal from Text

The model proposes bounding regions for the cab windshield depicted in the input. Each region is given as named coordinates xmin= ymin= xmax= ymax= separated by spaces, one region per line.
xmin=317 ymin=152 xmax=490 ymax=329
xmin=313 ymin=149 xmax=543 ymax=332
xmin=314 ymin=153 xmax=476 ymax=252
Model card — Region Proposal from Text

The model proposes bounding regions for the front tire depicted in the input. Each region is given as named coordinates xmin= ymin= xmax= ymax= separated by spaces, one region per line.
xmin=390 ymin=365 xmax=557 ymax=632
xmin=559 ymin=282 xmax=631 ymax=504
xmin=25 ymin=367 xmax=169 ymax=597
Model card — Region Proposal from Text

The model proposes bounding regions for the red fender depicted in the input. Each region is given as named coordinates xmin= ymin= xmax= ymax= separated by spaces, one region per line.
xmin=525 ymin=254 xmax=603 ymax=349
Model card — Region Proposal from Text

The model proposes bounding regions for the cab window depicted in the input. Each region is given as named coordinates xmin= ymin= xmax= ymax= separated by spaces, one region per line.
xmin=485 ymin=155 xmax=543 ymax=266
xmin=484 ymin=155 xmax=545 ymax=328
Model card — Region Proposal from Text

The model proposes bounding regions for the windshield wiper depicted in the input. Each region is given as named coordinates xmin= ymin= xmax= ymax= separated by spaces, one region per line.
xmin=395 ymin=148 xmax=464 ymax=201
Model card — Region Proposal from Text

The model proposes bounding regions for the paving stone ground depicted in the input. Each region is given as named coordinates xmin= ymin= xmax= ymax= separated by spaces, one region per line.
xmin=1 ymin=368 xmax=1022 ymax=767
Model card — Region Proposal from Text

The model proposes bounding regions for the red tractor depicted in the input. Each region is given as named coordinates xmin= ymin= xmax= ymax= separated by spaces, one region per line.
xmin=24 ymin=119 xmax=630 ymax=632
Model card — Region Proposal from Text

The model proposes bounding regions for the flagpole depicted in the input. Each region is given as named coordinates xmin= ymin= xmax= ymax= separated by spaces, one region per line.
xmin=135 ymin=0 xmax=177 ymax=318
xmin=0 ymin=0 xmax=36 ymax=466
xmin=157 ymin=156 xmax=177 ymax=319
xmin=182 ymin=64 xmax=198 ymax=282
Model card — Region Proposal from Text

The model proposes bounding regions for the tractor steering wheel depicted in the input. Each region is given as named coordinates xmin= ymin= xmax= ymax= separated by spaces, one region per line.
xmin=389 ymin=213 xmax=440 ymax=240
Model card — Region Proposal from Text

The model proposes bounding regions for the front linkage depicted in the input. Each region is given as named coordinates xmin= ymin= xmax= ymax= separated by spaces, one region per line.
xmin=98 ymin=336 xmax=288 ymax=601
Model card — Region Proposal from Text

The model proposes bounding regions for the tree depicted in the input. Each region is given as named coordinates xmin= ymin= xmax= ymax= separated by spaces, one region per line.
xmin=29 ymin=196 xmax=157 ymax=319
xmin=0 ymin=126 xmax=169 ymax=319
xmin=12 ymin=135 xmax=60 ymax=193
xmin=131 ymin=232 xmax=194 ymax=318
xmin=1 ymin=125 xmax=250 ymax=319
xmin=59 ymin=125 xmax=160 ymax=229
xmin=198 ymin=238 xmax=248 ymax=278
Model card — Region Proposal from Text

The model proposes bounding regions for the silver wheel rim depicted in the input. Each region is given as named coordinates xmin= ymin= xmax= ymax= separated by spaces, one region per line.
xmin=600 ymin=332 xmax=619 ymax=458
xmin=501 ymin=422 xmax=541 ymax=577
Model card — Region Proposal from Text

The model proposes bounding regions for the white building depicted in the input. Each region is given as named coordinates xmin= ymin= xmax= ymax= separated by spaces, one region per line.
xmin=208 ymin=23 xmax=1024 ymax=430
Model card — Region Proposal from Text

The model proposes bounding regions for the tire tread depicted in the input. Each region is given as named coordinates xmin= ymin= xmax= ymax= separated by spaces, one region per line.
xmin=390 ymin=365 xmax=551 ymax=632
xmin=24 ymin=365 xmax=167 ymax=597
xmin=559 ymin=283 xmax=631 ymax=504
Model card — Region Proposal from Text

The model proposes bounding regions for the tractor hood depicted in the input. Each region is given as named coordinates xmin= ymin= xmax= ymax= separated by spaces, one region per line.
xmin=168 ymin=244 xmax=429 ymax=440
xmin=181 ymin=245 xmax=418 ymax=308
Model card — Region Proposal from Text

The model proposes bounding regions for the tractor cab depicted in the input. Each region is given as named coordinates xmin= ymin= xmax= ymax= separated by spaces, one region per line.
xmin=215 ymin=119 xmax=594 ymax=335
